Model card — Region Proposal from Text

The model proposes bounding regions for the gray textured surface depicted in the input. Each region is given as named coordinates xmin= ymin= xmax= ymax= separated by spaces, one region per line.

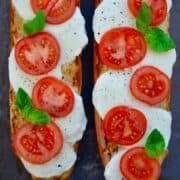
xmin=0 ymin=0 xmax=180 ymax=179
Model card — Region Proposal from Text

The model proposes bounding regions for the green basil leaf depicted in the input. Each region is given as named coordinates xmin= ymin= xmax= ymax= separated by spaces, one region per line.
xmin=27 ymin=109 xmax=51 ymax=125
xmin=23 ymin=10 xmax=46 ymax=35
xmin=15 ymin=88 xmax=51 ymax=125
xmin=15 ymin=88 xmax=32 ymax=108
xmin=145 ymin=27 xmax=176 ymax=52
xmin=145 ymin=129 xmax=165 ymax=158
xmin=15 ymin=88 xmax=32 ymax=117
xmin=136 ymin=2 xmax=152 ymax=34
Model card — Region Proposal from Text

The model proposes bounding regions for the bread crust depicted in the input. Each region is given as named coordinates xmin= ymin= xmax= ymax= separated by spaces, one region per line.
xmin=10 ymin=1 xmax=82 ymax=180
xmin=93 ymin=0 xmax=170 ymax=168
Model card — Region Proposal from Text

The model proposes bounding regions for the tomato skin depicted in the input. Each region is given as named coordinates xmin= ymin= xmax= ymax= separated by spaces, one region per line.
xmin=31 ymin=0 xmax=76 ymax=25
xmin=99 ymin=27 xmax=147 ymax=70
xmin=128 ymin=0 xmax=167 ymax=26
xmin=13 ymin=122 xmax=63 ymax=164
xmin=103 ymin=106 xmax=147 ymax=145
xmin=32 ymin=77 xmax=75 ymax=118
xmin=130 ymin=66 xmax=170 ymax=105
xmin=120 ymin=147 xmax=161 ymax=180
xmin=15 ymin=32 xmax=60 ymax=76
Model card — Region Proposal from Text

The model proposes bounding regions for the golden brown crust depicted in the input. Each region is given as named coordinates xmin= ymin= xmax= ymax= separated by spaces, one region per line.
xmin=10 ymin=1 xmax=82 ymax=180
xmin=94 ymin=0 xmax=170 ymax=168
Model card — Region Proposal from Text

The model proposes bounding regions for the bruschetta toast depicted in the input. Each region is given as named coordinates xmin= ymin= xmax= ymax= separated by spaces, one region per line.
xmin=9 ymin=0 xmax=88 ymax=179
xmin=93 ymin=0 xmax=176 ymax=179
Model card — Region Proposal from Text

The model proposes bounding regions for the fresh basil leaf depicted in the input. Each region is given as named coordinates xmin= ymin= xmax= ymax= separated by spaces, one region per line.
xmin=16 ymin=88 xmax=32 ymax=118
xmin=145 ymin=28 xmax=176 ymax=52
xmin=145 ymin=129 xmax=165 ymax=158
xmin=23 ymin=10 xmax=45 ymax=35
xmin=27 ymin=109 xmax=51 ymax=125
xmin=136 ymin=2 xmax=152 ymax=34
xmin=15 ymin=88 xmax=51 ymax=125
xmin=16 ymin=88 xmax=32 ymax=111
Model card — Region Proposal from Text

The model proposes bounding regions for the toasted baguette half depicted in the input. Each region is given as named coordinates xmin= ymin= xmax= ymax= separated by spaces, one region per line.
xmin=10 ymin=1 xmax=83 ymax=179
xmin=93 ymin=0 xmax=170 ymax=168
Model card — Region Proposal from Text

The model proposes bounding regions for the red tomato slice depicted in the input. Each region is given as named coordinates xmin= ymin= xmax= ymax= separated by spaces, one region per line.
xmin=103 ymin=106 xmax=147 ymax=145
xmin=128 ymin=0 xmax=167 ymax=26
xmin=15 ymin=32 xmax=60 ymax=75
xmin=31 ymin=0 xmax=76 ymax=24
xmin=13 ymin=122 xmax=63 ymax=164
xmin=120 ymin=147 xmax=161 ymax=180
xmin=32 ymin=77 xmax=74 ymax=118
xmin=130 ymin=66 xmax=170 ymax=105
xmin=99 ymin=27 xmax=147 ymax=70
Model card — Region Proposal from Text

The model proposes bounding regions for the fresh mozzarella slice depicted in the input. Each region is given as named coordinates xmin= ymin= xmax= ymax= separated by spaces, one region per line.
xmin=134 ymin=107 xmax=172 ymax=148
xmin=93 ymin=0 xmax=135 ymax=43
xmin=45 ymin=8 xmax=88 ymax=64
xmin=136 ymin=49 xmax=176 ymax=78
xmin=55 ymin=93 xmax=87 ymax=143
xmin=93 ymin=0 xmax=172 ymax=43
xmin=21 ymin=143 xmax=76 ymax=178
xmin=105 ymin=150 xmax=125 ymax=180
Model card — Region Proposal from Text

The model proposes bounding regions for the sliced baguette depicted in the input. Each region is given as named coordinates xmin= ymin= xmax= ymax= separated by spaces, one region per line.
xmin=10 ymin=1 xmax=83 ymax=179
xmin=93 ymin=0 xmax=170 ymax=168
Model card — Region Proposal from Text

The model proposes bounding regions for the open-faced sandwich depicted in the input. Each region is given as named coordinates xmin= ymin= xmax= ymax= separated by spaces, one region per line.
xmin=93 ymin=0 xmax=176 ymax=179
xmin=9 ymin=0 xmax=88 ymax=179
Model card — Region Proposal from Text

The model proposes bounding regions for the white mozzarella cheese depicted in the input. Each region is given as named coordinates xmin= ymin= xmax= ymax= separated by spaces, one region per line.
xmin=55 ymin=93 xmax=87 ymax=143
xmin=44 ymin=8 xmax=88 ymax=64
xmin=105 ymin=150 xmax=125 ymax=180
xmin=134 ymin=107 xmax=172 ymax=148
xmin=21 ymin=143 xmax=76 ymax=178
xmin=136 ymin=49 xmax=176 ymax=78
xmin=93 ymin=0 xmax=172 ymax=43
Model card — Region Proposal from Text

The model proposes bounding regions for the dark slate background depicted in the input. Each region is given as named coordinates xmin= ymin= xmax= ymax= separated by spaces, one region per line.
xmin=0 ymin=0 xmax=179 ymax=179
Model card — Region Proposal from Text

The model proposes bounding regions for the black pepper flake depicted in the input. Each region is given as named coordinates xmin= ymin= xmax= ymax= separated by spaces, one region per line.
xmin=58 ymin=164 xmax=62 ymax=168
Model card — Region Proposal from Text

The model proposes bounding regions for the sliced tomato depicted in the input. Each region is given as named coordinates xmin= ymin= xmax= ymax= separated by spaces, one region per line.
xmin=15 ymin=32 xmax=60 ymax=75
xmin=120 ymin=147 xmax=161 ymax=180
xmin=31 ymin=0 xmax=76 ymax=24
xmin=128 ymin=0 xmax=167 ymax=26
xmin=130 ymin=66 xmax=170 ymax=105
xmin=99 ymin=27 xmax=147 ymax=70
xmin=32 ymin=77 xmax=74 ymax=118
xmin=13 ymin=122 xmax=63 ymax=164
xmin=103 ymin=106 xmax=147 ymax=145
